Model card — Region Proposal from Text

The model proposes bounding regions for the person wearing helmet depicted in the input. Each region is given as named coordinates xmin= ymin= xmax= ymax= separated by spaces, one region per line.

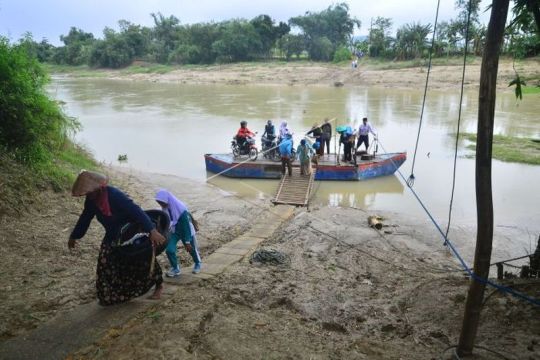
xmin=236 ymin=120 xmax=255 ymax=150
xmin=263 ymin=120 xmax=276 ymax=139
xmin=262 ymin=120 xmax=276 ymax=149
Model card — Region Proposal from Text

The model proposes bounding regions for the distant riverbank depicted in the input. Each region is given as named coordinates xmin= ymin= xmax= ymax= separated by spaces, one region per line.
xmin=45 ymin=57 xmax=540 ymax=91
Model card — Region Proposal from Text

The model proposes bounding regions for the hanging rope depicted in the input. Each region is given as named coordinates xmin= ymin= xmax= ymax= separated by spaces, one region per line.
xmin=406 ymin=0 xmax=441 ymax=187
xmin=444 ymin=0 xmax=474 ymax=242
xmin=378 ymin=139 xmax=540 ymax=307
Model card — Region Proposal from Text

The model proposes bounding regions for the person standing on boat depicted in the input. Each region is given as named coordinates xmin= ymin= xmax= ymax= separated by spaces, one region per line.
xmin=68 ymin=171 xmax=166 ymax=305
xmin=306 ymin=123 xmax=323 ymax=156
xmin=339 ymin=126 xmax=354 ymax=162
xmin=297 ymin=139 xmax=314 ymax=175
xmin=263 ymin=120 xmax=276 ymax=139
xmin=356 ymin=117 xmax=377 ymax=151
xmin=278 ymin=120 xmax=292 ymax=143
xmin=279 ymin=134 xmax=293 ymax=176
xmin=321 ymin=118 xmax=332 ymax=157
xmin=155 ymin=189 xmax=202 ymax=277
xmin=236 ymin=121 xmax=255 ymax=150
xmin=262 ymin=120 xmax=276 ymax=149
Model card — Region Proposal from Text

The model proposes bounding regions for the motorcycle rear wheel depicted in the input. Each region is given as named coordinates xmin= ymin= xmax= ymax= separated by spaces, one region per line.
xmin=249 ymin=148 xmax=258 ymax=161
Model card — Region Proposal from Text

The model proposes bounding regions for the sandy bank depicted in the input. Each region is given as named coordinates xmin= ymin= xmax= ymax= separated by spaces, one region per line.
xmin=67 ymin=58 xmax=540 ymax=91
xmin=1 ymin=167 xmax=538 ymax=358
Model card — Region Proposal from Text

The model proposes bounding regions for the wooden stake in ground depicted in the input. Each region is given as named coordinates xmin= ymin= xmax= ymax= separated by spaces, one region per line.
xmin=457 ymin=0 xmax=510 ymax=355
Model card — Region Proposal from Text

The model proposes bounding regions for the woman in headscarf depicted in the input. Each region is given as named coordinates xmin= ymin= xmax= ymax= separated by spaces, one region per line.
xmin=68 ymin=171 xmax=166 ymax=305
xmin=297 ymin=138 xmax=314 ymax=175
xmin=155 ymin=189 xmax=202 ymax=277
xmin=278 ymin=120 xmax=291 ymax=143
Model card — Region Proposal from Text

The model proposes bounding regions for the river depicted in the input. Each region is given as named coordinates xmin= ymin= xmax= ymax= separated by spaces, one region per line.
xmin=50 ymin=76 xmax=540 ymax=259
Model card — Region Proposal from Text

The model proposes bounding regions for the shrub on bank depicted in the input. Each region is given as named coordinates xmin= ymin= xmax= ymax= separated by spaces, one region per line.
xmin=0 ymin=37 xmax=95 ymax=204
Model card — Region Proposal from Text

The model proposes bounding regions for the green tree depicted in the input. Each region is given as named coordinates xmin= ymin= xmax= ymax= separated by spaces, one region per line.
xmin=211 ymin=20 xmax=262 ymax=62
xmin=88 ymin=28 xmax=134 ymax=68
xmin=250 ymin=15 xmax=290 ymax=57
xmin=118 ymin=20 xmax=150 ymax=58
xmin=369 ymin=17 xmax=393 ymax=57
xmin=278 ymin=34 xmax=306 ymax=60
xmin=54 ymin=27 xmax=95 ymax=65
xmin=394 ymin=22 xmax=432 ymax=60
xmin=289 ymin=3 xmax=360 ymax=60
xmin=309 ymin=36 xmax=333 ymax=61
xmin=0 ymin=38 xmax=77 ymax=164
xmin=150 ymin=13 xmax=181 ymax=63
xmin=333 ymin=45 xmax=352 ymax=62
xmin=17 ymin=33 xmax=55 ymax=62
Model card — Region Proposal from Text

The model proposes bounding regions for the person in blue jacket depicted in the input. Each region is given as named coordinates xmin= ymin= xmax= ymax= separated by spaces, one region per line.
xmin=155 ymin=189 xmax=202 ymax=277
xmin=68 ymin=171 xmax=166 ymax=305
xmin=279 ymin=134 xmax=294 ymax=176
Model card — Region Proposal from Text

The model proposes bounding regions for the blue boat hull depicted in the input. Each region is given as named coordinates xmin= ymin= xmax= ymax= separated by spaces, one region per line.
xmin=205 ymin=153 xmax=406 ymax=181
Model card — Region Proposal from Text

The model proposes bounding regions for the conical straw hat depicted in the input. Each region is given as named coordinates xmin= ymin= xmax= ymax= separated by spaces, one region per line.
xmin=71 ymin=170 xmax=109 ymax=196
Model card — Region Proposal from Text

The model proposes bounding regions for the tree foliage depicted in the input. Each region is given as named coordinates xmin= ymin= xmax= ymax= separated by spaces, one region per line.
xmin=277 ymin=34 xmax=306 ymax=60
xmin=15 ymin=1 xmax=540 ymax=68
xmin=395 ymin=23 xmax=432 ymax=60
xmin=289 ymin=3 xmax=360 ymax=61
xmin=0 ymin=38 xmax=77 ymax=165
xmin=369 ymin=17 xmax=393 ymax=58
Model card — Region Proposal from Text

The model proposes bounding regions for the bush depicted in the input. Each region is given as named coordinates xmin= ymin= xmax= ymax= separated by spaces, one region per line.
xmin=309 ymin=36 xmax=334 ymax=61
xmin=89 ymin=37 xmax=134 ymax=68
xmin=0 ymin=38 xmax=78 ymax=165
xmin=333 ymin=46 xmax=352 ymax=63
xmin=168 ymin=44 xmax=202 ymax=64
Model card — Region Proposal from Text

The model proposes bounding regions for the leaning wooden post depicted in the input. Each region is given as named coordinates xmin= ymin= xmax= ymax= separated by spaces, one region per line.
xmin=457 ymin=0 xmax=510 ymax=356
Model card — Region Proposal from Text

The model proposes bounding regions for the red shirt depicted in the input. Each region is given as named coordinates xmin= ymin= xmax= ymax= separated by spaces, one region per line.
xmin=237 ymin=127 xmax=255 ymax=138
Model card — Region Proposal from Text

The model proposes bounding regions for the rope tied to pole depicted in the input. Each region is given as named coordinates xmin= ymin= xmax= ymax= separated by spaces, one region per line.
xmin=379 ymin=139 xmax=540 ymax=308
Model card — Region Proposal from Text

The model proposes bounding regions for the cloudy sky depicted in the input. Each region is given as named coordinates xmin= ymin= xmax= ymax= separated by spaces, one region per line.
xmin=0 ymin=0 xmax=492 ymax=45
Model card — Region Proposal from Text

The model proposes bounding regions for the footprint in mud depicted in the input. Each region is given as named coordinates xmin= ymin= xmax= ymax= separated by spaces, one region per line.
xmin=321 ymin=321 xmax=349 ymax=334
xmin=269 ymin=297 xmax=298 ymax=312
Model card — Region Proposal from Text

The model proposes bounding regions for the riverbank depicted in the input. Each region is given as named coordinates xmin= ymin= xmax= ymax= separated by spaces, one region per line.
xmin=462 ymin=133 xmax=540 ymax=165
xmin=45 ymin=57 xmax=540 ymax=91
xmin=1 ymin=166 xmax=538 ymax=359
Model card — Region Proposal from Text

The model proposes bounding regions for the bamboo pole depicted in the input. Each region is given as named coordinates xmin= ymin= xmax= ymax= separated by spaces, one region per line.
xmin=457 ymin=0 xmax=510 ymax=356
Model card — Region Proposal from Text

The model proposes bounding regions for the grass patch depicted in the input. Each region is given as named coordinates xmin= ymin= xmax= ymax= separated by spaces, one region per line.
xmin=521 ymin=86 xmax=540 ymax=95
xmin=461 ymin=133 xmax=540 ymax=165
xmin=0 ymin=141 xmax=98 ymax=218
xmin=120 ymin=63 xmax=176 ymax=75
xmin=358 ymin=56 xmax=480 ymax=70
xmin=42 ymin=63 xmax=109 ymax=78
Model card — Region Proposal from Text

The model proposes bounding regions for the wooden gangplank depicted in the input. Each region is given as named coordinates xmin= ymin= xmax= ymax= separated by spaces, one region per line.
xmin=272 ymin=168 xmax=315 ymax=206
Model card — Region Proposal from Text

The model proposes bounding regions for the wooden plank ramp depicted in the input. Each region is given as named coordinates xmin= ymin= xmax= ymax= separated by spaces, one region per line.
xmin=272 ymin=168 xmax=315 ymax=206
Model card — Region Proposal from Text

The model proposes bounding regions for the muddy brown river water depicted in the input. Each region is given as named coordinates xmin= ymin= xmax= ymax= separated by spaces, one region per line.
xmin=50 ymin=76 xmax=540 ymax=259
